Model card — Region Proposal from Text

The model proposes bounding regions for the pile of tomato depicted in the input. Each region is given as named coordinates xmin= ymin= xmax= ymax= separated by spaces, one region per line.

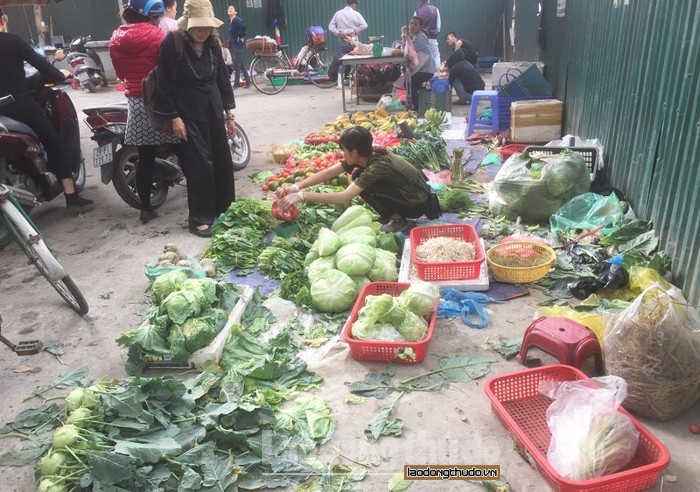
xmin=261 ymin=151 xmax=349 ymax=192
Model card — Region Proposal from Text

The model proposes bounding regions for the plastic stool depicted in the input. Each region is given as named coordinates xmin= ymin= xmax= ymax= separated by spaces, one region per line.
xmin=466 ymin=90 xmax=500 ymax=137
xmin=518 ymin=317 xmax=604 ymax=373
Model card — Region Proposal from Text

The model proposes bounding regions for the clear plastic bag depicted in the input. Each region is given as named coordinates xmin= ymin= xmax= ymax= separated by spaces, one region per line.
xmin=489 ymin=151 xmax=590 ymax=222
xmin=538 ymin=376 xmax=639 ymax=480
xmin=604 ymin=283 xmax=700 ymax=420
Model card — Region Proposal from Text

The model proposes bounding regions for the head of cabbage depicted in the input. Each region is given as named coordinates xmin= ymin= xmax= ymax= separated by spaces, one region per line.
xmin=367 ymin=248 xmax=398 ymax=282
xmin=335 ymin=243 xmax=377 ymax=277
xmin=317 ymin=228 xmax=341 ymax=257
xmin=310 ymin=269 xmax=358 ymax=313
xmin=307 ymin=256 xmax=337 ymax=283
xmin=152 ymin=269 xmax=189 ymax=303
xmin=399 ymin=282 xmax=439 ymax=316
xmin=351 ymin=318 xmax=405 ymax=342
xmin=359 ymin=294 xmax=407 ymax=327
xmin=397 ymin=311 xmax=428 ymax=342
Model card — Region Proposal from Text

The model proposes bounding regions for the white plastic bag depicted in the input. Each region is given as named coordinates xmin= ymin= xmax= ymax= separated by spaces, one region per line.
xmin=538 ymin=376 xmax=639 ymax=480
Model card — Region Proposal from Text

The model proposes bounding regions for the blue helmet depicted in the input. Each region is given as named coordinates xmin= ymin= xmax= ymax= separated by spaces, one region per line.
xmin=128 ymin=0 xmax=165 ymax=18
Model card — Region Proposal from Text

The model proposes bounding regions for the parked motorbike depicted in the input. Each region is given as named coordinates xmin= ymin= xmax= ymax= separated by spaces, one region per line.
xmin=66 ymin=35 xmax=107 ymax=93
xmin=82 ymin=104 xmax=251 ymax=209
xmin=0 ymin=74 xmax=86 ymax=246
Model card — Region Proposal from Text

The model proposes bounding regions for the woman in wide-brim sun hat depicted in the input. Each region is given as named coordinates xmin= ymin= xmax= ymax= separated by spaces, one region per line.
xmin=176 ymin=0 xmax=223 ymax=30
xmin=153 ymin=0 xmax=237 ymax=237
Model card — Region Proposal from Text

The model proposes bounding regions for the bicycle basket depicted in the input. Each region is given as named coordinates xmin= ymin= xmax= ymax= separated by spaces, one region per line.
xmin=306 ymin=26 xmax=326 ymax=46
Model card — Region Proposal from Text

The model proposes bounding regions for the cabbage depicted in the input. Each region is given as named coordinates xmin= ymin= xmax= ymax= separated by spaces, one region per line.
xmin=335 ymin=214 xmax=374 ymax=235
xmin=338 ymin=226 xmax=375 ymax=238
xmin=359 ymin=294 xmax=407 ymax=327
xmin=351 ymin=318 xmax=405 ymax=342
xmin=304 ymin=241 xmax=320 ymax=265
xmin=339 ymin=234 xmax=376 ymax=247
xmin=335 ymin=243 xmax=377 ymax=277
xmin=351 ymin=276 xmax=371 ymax=292
xmin=332 ymin=205 xmax=371 ymax=232
xmin=180 ymin=278 xmax=218 ymax=305
xmin=161 ymin=290 xmax=201 ymax=324
xmin=310 ymin=269 xmax=357 ymax=313
xmin=397 ymin=311 xmax=429 ymax=342
xmin=545 ymin=153 xmax=590 ymax=197
xmin=376 ymin=233 xmax=399 ymax=253
xmin=317 ymin=228 xmax=341 ymax=257
xmin=167 ymin=325 xmax=189 ymax=361
xmin=182 ymin=308 xmax=229 ymax=354
xmin=399 ymin=282 xmax=439 ymax=316
xmin=307 ymin=256 xmax=337 ymax=282
xmin=152 ymin=269 xmax=189 ymax=302
xmin=367 ymin=249 xmax=398 ymax=282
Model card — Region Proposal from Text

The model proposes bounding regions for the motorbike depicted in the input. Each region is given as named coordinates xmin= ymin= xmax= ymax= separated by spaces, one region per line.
xmin=66 ymin=35 xmax=108 ymax=93
xmin=82 ymin=104 xmax=251 ymax=210
xmin=0 ymin=74 xmax=86 ymax=246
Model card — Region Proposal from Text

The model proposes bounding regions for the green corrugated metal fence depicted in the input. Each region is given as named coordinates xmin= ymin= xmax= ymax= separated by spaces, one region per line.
xmin=542 ymin=0 xmax=700 ymax=304
xmin=6 ymin=1 xmax=509 ymax=61
xmin=212 ymin=0 xmax=506 ymax=61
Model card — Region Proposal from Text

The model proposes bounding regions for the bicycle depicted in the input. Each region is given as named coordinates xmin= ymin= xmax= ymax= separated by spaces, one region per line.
xmin=249 ymin=27 xmax=339 ymax=95
xmin=0 ymin=95 xmax=89 ymax=316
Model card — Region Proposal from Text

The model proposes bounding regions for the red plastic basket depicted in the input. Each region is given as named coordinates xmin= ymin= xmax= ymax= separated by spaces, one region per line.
xmin=410 ymin=225 xmax=485 ymax=281
xmin=498 ymin=144 xmax=529 ymax=161
xmin=483 ymin=365 xmax=670 ymax=492
xmin=341 ymin=282 xmax=437 ymax=364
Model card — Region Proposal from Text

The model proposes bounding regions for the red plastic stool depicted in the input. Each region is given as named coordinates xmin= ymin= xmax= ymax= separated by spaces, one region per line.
xmin=518 ymin=317 xmax=604 ymax=373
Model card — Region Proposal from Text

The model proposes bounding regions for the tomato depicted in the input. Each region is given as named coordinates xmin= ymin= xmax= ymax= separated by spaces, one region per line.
xmin=271 ymin=201 xmax=299 ymax=221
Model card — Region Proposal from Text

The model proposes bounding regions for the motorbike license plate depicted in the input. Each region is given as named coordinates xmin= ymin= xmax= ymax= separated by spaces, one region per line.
xmin=93 ymin=144 xmax=113 ymax=168
xmin=76 ymin=72 xmax=89 ymax=83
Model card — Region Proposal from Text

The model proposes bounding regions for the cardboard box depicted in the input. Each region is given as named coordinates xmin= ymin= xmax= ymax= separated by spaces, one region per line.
xmin=143 ymin=284 xmax=254 ymax=369
xmin=510 ymin=99 xmax=563 ymax=143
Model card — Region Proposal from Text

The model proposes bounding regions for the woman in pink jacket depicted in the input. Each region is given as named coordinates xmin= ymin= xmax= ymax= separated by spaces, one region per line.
xmin=109 ymin=0 xmax=179 ymax=223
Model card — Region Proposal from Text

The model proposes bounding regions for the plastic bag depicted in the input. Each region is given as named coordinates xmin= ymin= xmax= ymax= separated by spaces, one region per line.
xmin=604 ymin=283 xmax=700 ymax=420
xmin=546 ymin=134 xmax=605 ymax=176
xmin=538 ymin=376 xmax=639 ymax=480
xmin=550 ymin=193 xmax=624 ymax=236
xmin=145 ymin=255 xmax=207 ymax=282
xmin=568 ymin=261 xmax=629 ymax=299
xmin=489 ymin=151 xmax=590 ymax=222
xmin=536 ymin=305 xmax=604 ymax=344
xmin=436 ymin=290 xmax=498 ymax=329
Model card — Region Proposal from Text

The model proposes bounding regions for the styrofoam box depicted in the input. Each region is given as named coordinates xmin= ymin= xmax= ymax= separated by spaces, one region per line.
xmin=492 ymin=62 xmax=545 ymax=88
xmin=144 ymin=284 xmax=254 ymax=369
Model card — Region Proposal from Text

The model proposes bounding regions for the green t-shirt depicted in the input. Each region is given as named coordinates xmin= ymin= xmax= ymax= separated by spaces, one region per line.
xmin=342 ymin=151 xmax=431 ymax=207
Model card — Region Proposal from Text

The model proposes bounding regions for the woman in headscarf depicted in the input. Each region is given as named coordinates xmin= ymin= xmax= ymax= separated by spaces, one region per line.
xmin=154 ymin=0 xmax=236 ymax=237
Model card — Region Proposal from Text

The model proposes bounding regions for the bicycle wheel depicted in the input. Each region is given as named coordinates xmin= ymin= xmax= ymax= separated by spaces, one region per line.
xmin=307 ymin=48 xmax=339 ymax=88
xmin=11 ymin=219 xmax=89 ymax=315
xmin=250 ymin=56 xmax=288 ymax=95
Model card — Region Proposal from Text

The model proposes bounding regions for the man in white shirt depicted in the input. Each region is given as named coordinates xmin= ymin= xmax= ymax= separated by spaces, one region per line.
xmin=328 ymin=0 xmax=368 ymax=78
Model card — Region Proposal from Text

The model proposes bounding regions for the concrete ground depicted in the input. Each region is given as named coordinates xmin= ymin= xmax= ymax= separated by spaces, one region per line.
xmin=0 ymin=82 xmax=698 ymax=492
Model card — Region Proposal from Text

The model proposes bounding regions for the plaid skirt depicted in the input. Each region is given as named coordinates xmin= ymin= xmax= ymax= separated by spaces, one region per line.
xmin=124 ymin=96 xmax=180 ymax=146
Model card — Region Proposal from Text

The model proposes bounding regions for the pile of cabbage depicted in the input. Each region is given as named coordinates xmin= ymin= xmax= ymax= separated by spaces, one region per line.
xmin=117 ymin=271 xmax=240 ymax=362
xmin=351 ymin=282 xmax=440 ymax=342
xmin=304 ymin=206 xmax=400 ymax=313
